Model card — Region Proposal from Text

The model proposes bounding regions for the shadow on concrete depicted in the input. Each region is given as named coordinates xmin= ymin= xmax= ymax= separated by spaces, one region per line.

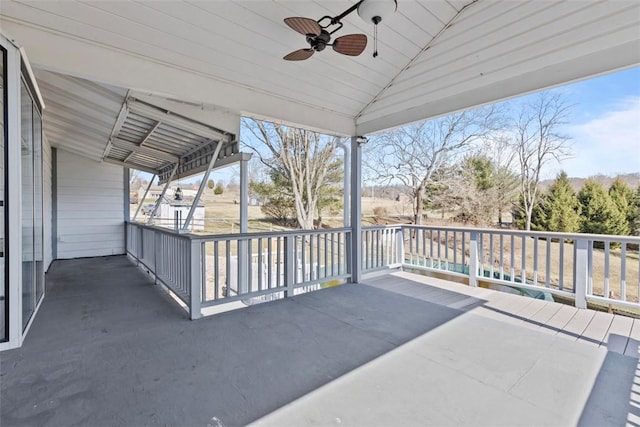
xmin=1 ymin=256 xmax=474 ymax=427
xmin=579 ymin=335 xmax=640 ymax=426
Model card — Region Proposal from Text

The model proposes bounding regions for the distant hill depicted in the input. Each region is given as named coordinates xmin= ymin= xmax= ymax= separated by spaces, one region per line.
xmin=539 ymin=173 xmax=640 ymax=191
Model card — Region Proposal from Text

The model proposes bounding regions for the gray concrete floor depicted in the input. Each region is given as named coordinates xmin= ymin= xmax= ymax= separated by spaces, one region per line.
xmin=1 ymin=256 xmax=638 ymax=427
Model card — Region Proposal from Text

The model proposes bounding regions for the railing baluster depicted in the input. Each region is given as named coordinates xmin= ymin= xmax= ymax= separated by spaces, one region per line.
xmin=301 ymin=235 xmax=306 ymax=283
xmin=225 ymin=240 xmax=230 ymax=297
xmin=489 ymin=233 xmax=494 ymax=278
xmin=521 ymin=235 xmax=527 ymax=284
xmin=324 ymin=233 xmax=328 ymax=279
xmin=533 ymin=236 xmax=538 ymax=287
xmin=545 ymin=237 xmax=550 ymax=288
xmin=587 ymin=241 xmax=593 ymax=295
xmin=317 ymin=233 xmax=322 ymax=280
xmin=257 ymin=237 xmax=263 ymax=291
xmin=201 ymin=242 xmax=206 ymax=305
xmin=445 ymin=230 xmax=449 ymax=271
xmin=267 ymin=237 xmax=273 ymax=289
xmin=559 ymin=240 xmax=564 ymax=291
xmin=461 ymin=232 xmax=465 ymax=272
xmin=277 ymin=237 xmax=282 ymax=288
xmin=510 ymin=235 xmax=515 ymax=282
xmin=437 ymin=230 xmax=441 ymax=269
xmin=453 ymin=231 xmax=458 ymax=272
xmin=499 ymin=234 xmax=504 ymax=281
xmin=604 ymin=241 xmax=610 ymax=298
xmin=214 ymin=241 xmax=219 ymax=300
xmin=338 ymin=233 xmax=343 ymax=275
xmin=621 ymin=243 xmax=627 ymax=301
xmin=430 ymin=230 xmax=434 ymax=269
xmin=478 ymin=233 xmax=484 ymax=278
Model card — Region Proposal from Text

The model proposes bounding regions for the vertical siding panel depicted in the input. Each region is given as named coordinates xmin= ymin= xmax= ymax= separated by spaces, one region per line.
xmin=56 ymin=149 xmax=124 ymax=258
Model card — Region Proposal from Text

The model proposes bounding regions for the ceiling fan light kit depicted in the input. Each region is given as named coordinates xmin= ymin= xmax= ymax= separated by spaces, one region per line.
xmin=357 ymin=0 xmax=398 ymax=24
xmin=283 ymin=0 xmax=397 ymax=61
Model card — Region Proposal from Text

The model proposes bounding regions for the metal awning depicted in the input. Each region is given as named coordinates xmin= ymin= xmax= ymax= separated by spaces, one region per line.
xmin=103 ymin=98 xmax=237 ymax=183
xmin=35 ymin=70 xmax=241 ymax=179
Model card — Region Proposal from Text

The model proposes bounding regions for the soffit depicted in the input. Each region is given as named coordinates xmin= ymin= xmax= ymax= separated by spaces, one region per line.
xmin=4 ymin=1 xmax=640 ymax=136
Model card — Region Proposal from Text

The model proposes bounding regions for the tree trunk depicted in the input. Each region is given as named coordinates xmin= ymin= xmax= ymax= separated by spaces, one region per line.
xmin=525 ymin=206 xmax=533 ymax=231
xmin=415 ymin=188 xmax=424 ymax=225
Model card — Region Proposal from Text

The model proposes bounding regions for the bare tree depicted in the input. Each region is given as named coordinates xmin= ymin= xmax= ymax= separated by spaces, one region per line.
xmin=366 ymin=106 xmax=502 ymax=224
xmin=482 ymin=136 xmax=519 ymax=225
xmin=512 ymin=92 xmax=572 ymax=230
xmin=242 ymin=119 xmax=338 ymax=230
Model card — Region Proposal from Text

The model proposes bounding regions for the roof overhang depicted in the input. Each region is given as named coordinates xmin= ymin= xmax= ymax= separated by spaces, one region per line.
xmin=3 ymin=1 xmax=639 ymax=137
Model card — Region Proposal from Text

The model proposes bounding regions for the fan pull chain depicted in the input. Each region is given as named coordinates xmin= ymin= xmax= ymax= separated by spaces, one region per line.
xmin=373 ymin=24 xmax=378 ymax=58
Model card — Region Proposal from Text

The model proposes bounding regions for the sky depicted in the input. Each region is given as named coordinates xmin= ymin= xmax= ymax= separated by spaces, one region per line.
xmin=142 ymin=66 xmax=640 ymax=186
xmin=534 ymin=66 xmax=640 ymax=179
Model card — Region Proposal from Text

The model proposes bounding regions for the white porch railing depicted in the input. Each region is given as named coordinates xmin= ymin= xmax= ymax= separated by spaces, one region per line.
xmin=362 ymin=225 xmax=640 ymax=311
xmin=127 ymin=221 xmax=640 ymax=318
xmin=126 ymin=222 xmax=351 ymax=319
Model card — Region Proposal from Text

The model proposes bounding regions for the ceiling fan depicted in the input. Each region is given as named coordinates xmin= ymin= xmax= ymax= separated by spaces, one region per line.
xmin=283 ymin=0 xmax=397 ymax=61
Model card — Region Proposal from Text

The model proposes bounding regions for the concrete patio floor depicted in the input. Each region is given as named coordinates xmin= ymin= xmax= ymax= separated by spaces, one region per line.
xmin=1 ymin=256 xmax=637 ymax=426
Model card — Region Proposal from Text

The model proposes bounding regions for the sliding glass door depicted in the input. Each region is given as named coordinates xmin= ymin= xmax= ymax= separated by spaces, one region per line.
xmin=20 ymin=77 xmax=43 ymax=332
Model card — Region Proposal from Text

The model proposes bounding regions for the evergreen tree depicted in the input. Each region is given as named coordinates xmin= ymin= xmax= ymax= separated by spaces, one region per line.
xmin=578 ymin=179 xmax=629 ymax=235
xmin=609 ymin=178 xmax=634 ymax=231
xmin=543 ymin=171 xmax=581 ymax=233
xmin=630 ymin=185 xmax=640 ymax=236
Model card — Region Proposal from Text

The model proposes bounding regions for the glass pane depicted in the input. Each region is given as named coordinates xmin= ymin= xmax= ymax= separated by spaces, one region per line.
xmin=21 ymin=82 xmax=35 ymax=330
xmin=34 ymin=105 xmax=43 ymax=304
xmin=0 ymin=47 xmax=6 ymax=341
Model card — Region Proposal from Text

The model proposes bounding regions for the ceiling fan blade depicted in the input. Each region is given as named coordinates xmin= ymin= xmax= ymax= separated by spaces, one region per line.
xmin=284 ymin=17 xmax=321 ymax=36
xmin=332 ymin=34 xmax=368 ymax=56
xmin=284 ymin=49 xmax=315 ymax=61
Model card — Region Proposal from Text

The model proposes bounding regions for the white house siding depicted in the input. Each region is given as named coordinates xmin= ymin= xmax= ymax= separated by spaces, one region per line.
xmin=42 ymin=135 xmax=52 ymax=271
xmin=56 ymin=150 xmax=124 ymax=259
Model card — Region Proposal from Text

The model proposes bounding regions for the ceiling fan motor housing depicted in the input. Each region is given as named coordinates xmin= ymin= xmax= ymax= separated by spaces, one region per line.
xmin=307 ymin=30 xmax=331 ymax=52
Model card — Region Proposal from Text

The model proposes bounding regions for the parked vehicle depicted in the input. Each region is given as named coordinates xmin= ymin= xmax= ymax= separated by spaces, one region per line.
xmin=141 ymin=203 xmax=156 ymax=215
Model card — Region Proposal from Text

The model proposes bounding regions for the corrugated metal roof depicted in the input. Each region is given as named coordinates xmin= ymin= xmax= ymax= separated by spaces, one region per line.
xmin=35 ymin=70 xmax=238 ymax=179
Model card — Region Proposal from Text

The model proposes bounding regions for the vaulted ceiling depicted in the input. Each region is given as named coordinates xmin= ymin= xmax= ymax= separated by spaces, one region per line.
xmin=2 ymin=0 xmax=639 ymax=139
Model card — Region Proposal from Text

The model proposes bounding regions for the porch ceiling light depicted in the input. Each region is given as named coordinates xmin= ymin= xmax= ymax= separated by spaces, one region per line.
xmin=357 ymin=0 xmax=397 ymax=57
xmin=357 ymin=0 xmax=397 ymax=25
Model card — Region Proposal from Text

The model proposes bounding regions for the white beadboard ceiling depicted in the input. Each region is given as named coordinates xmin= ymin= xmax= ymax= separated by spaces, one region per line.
xmin=2 ymin=0 xmax=640 ymax=140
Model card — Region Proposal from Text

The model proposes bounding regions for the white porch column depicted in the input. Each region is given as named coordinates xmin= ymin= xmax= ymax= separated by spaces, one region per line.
xmin=237 ymin=157 xmax=249 ymax=294
xmin=350 ymin=136 xmax=363 ymax=283
xmin=336 ymin=141 xmax=350 ymax=227
xmin=239 ymin=157 xmax=249 ymax=233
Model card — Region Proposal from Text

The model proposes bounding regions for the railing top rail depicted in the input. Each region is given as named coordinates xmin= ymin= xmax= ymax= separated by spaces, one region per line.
xmin=127 ymin=221 xmax=351 ymax=241
xmin=396 ymin=224 xmax=640 ymax=244
xmin=362 ymin=225 xmax=403 ymax=231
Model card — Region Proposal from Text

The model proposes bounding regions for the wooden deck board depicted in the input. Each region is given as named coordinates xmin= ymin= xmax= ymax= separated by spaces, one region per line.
xmin=363 ymin=271 xmax=638 ymax=358
xmin=624 ymin=319 xmax=640 ymax=357
xmin=556 ymin=308 xmax=596 ymax=341
xmin=528 ymin=301 xmax=563 ymax=327
xmin=541 ymin=304 xmax=579 ymax=335
xmin=603 ymin=315 xmax=633 ymax=354
xmin=576 ymin=311 xmax=615 ymax=347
